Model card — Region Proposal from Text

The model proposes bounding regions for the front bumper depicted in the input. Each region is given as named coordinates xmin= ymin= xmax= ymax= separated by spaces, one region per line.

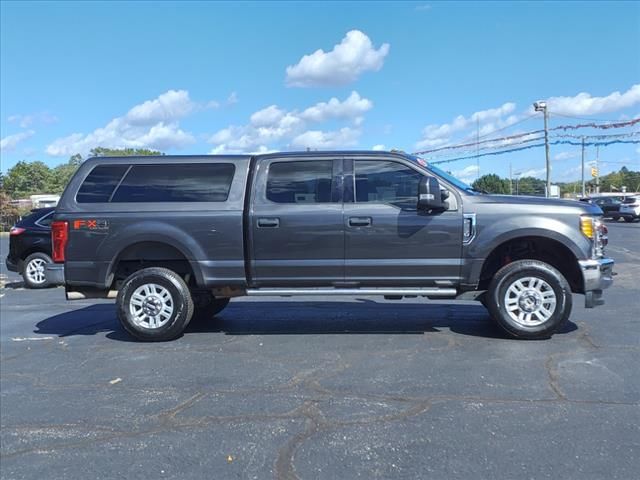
xmin=579 ymin=258 xmax=614 ymax=308
xmin=45 ymin=263 xmax=65 ymax=286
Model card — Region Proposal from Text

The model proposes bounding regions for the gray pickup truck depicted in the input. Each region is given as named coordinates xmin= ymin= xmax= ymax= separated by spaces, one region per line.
xmin=47 ymin=151 xmax=614 ymax=341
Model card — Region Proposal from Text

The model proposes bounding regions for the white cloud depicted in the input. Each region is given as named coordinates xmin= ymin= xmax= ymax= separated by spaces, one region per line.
xmin=452 ymin=164 xmax=479 ymax=184
xmin=291 ymin=127 xmax=360 ymax=149
xmin=518 ymin=168 xmax=546 ymax=178
xmin=415 ymin=102 xmax=517 ymax=150
xmin=1 ymin=130 xmax=35 ymax=152
xmin=285 ymin=30 xmax=390 ymax=87
xmin=453 ymin=164 xmax=479 ymax=178
xmin=7 ymin=112 xmax=58 ymax=128
xmin=208 ymin=91 xmax=372 ymax=152
xmin=416 ymin=4 xmax=432 ymax=11
xmin=542 ymin=84 xmax=640 ymax=116
xmin=45 ymin=90 xmax=202 ymax=156
xmin=554 ymin=150 xmax=580 ymax=161
xmin=300 ymin=91 xmax=372 ymax=123
xmin=124 ymin=89 xmax=197 ymax=126
xmin=372 ymin=144 xmax=386 ymax=151
xmin=226 ymin=92 xmax=238 ymax=105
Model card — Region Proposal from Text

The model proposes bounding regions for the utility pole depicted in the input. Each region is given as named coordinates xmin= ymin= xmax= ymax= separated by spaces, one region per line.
xmin=595 ymin=146 xmax=600 ymax=193
xmin=509 ymin=163 xmax=513 ymax=195
xmin=534 ymin=101 xmax=551 ymax=197
xmin=581 ymin=137 xmax=586 ymax=198
xmin=476 ymin=118 xmax=480 ymax=180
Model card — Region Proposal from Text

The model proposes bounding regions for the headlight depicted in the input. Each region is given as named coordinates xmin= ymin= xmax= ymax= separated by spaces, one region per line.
xmin=581 ymin=215 xmax=608 ymax=258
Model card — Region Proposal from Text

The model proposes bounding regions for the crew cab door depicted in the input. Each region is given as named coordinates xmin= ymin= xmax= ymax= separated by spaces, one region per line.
xmin=248 ymin=157 xmax=344 ymax=286
xmin=343 ymin=158 xmax=463 ymax=286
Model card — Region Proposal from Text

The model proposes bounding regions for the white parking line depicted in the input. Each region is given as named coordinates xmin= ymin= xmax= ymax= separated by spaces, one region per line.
xmin=11 ymin=336 xmax=56 ymax=342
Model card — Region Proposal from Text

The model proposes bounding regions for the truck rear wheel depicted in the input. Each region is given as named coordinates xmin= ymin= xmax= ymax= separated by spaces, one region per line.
xmin=116 ymin=267 xmax=194 ymax=342
xmin=191 ymin=291 xmax=230 ymax=321
xmin=485 ymin=260 xmax=572 ymax=339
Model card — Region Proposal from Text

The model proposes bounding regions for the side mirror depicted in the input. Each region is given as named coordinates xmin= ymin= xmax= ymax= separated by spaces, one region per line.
xmin=418 ymin=176 xmax=445 ymax=211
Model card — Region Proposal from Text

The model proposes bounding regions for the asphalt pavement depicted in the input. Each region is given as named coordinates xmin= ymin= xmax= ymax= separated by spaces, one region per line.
xmin=1 ymin=222 xmax=639 ymax=479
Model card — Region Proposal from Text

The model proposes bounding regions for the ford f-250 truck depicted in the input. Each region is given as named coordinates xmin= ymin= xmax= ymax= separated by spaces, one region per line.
xmin=47 ymin=151 xmax=614 ymax=341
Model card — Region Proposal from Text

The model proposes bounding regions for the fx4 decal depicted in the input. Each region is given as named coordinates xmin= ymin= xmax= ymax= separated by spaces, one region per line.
xmin=73 ymin=219 xmax=109 ymax=230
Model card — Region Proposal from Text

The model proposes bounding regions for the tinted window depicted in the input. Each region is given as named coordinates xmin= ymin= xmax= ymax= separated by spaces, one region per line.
xmin=355 ymin=160 xmax=422 ymax=207
xmin=267 ymin=161 xmax=333 ymax=203
xmin=76 ymin=165 xmax=129 ymax=203
xmin=111 ymin=164 xmax=235 ymax=203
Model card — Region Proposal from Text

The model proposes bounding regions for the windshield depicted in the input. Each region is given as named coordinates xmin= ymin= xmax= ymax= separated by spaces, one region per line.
xmin=425 ymin=164 xmax=478 ymax=193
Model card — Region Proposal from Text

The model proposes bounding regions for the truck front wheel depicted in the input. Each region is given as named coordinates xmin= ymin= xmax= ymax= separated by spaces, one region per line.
xmin=485 ymin=260 xmax=572 ymax=339
xmin=116 ymin=267 xmax=194 ymax=341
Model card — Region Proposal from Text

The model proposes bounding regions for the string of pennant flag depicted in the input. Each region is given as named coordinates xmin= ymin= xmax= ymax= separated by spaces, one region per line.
xmin=412 ymin=116 xmax=640 ymax=165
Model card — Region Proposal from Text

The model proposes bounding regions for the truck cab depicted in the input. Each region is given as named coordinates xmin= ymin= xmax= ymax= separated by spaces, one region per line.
xmin=47 ymin=151 xmax=614 ymax=341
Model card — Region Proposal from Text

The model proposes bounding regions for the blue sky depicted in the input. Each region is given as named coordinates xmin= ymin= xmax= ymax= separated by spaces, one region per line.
xmin=1 ymin=1 xmax=639 ymax=184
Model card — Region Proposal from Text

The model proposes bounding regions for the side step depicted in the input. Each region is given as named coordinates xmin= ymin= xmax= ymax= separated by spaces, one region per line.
xmin=245 ymin=288 xmax=457 ymax=298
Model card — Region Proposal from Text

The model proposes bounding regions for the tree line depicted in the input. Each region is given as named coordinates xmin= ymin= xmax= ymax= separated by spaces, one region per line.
xmin=471 ymin=167 xmax=640 ymax=196
xmin=0 ymin=148 xmax=162 ymax=222
xmin=0 ymin=148 xmax=162 ymax=199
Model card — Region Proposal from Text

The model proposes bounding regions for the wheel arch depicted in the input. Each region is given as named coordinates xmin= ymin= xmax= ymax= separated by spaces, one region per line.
xmin=107 ymin=240 xmax=205 ymax=289
xmin=477 ymin=235 xmax=584 ymax=294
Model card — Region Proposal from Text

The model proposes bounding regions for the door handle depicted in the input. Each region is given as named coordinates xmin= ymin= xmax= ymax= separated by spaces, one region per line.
xmin=348 ymin=217 xmax=372 ymax=227
xmin=257 ymin=217 xmax=280 ymax=228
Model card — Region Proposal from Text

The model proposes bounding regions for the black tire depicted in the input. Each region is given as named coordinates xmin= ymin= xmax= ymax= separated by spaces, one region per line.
xmin=22 ymin=252 xmax=52 ymax=289
xmin=116 ymin=267 xmax=194 ymax=342
xmin=191 ymin=291 xmax=230 ymax=321
xmin=485 ymin=260 xmax=572 ymax=339
xmin=624 ymin=217 xmax=634 ymax=223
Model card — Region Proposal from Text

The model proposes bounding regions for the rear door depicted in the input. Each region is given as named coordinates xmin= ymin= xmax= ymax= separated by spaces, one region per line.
xmin=248 ymin=156 xmax=344 ymax=286
xmin=343 ymin=157 xmax=463 ymax=286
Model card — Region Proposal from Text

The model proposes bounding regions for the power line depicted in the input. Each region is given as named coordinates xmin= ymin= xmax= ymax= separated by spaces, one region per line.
xmin=548 ymin=112 xmax=630 ymax=123
xmin=414 ymin=130 xmax=543 ymax=155
xmin=413 ymin=119 xmax=640 ymax=156
xmin=429 ymin=139 xmax=640 ymax=165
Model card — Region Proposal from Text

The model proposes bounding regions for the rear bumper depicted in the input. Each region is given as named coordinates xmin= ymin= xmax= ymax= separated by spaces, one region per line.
xmin=5 ymin=255 xmax=18 ymax=273
xmin=579 ymin=258 xmax=614 ymax=308
xmin=45 ymin=263 xmax=65 ymax=285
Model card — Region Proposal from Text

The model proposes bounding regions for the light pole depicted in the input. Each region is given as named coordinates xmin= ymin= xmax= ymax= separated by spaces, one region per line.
xmin=534 ymin=101 xmax=551 ymax=198
xmin=581 ymin=136 xmax=586 ymax=198
xmin=514 ymin=171 xmax=522 ymax=195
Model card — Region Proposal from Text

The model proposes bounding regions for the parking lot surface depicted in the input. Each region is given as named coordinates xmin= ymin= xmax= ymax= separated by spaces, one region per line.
xmin=1 ymin=222 xmax=639 ymax=479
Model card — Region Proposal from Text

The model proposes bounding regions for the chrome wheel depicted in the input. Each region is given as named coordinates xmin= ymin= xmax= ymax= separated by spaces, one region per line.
xmin=504 ymin=276 xmax=557 ymax=327
xmin=129 ymin=283 xmax=174 ymax=329
xmin=25 ymin=258 xmax=47 ymax=285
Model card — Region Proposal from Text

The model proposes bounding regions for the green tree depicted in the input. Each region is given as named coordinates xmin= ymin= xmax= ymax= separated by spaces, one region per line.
xmin=90 ymin=147 xmax=162 ymax=157
xmin=472 ymin=174 xmax=510 ymax=194
xmin=515 ymin=176 xmax=546 ymax=196
xmin=47 ymin=158 xmax=80 ymax=194
xmin=3 ymin=161 xmax=52 ymax=197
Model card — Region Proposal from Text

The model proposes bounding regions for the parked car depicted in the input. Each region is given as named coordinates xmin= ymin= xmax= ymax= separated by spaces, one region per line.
xmin=48 ymin=151 xmax=614 ymax=341
xmin=5 ymin=207 xmax=56 ymax=288
xmin=580 ymin=197 xmax=623 ymax=220
xmin=619 ymin=195 xmax=640 ymax=222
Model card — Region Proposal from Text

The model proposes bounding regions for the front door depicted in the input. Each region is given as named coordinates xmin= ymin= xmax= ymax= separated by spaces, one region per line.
xmin=249 ymin=157 xmax=344 ymax=286
xmin=344 ymin=158 xmax=463 ymax=286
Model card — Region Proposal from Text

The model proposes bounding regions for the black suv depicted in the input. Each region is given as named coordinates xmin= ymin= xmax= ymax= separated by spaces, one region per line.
xmin=580 ymin=197 xmax=623 ymax=220
xmin=5 ymin=207 xmax=56 ymax=288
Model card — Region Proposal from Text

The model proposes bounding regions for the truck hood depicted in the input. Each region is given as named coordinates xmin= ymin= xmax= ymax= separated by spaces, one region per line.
xmin=470 ymin=194 xmax=602 ymax=214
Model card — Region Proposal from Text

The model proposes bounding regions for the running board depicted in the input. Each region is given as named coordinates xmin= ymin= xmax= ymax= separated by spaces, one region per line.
xmin=245 ymin=288 xmax=457 ymax=297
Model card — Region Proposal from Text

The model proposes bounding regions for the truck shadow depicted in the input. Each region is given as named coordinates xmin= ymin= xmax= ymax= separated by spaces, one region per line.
xmin=33 ymin=300 xmax=578 ymax=341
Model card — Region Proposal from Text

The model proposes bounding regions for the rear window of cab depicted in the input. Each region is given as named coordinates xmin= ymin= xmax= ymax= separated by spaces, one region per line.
xmin=76 ymin=163 xmax=235 ymax=203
